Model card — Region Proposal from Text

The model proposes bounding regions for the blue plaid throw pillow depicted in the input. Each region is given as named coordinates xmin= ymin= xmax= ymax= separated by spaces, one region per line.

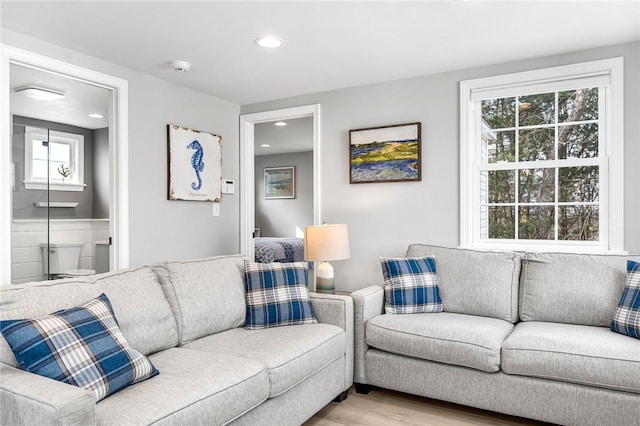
xmin=611 ymin=260 xmax=640 ymax=339
xmin=244 ymin=261 xmax=317 ymax=329
xmin=381 ymin=256 xmax=443 ymax=314
xmin=0 ymin=293 xmax=158 ymax=401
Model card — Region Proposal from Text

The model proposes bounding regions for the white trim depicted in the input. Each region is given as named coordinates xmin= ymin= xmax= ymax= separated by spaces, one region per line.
xmin=460 ymin=57 xmax=624 ymax=253
xmin=1 ymin=45 xmax=129 ymax=283
xmin=239 ymin=104 xmax=321 ymax=268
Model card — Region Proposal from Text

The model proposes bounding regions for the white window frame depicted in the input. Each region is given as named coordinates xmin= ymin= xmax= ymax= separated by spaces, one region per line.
xmin=460 ymin=58 xmax=624 ymax=253
xmin=23 ymin=126 xmax=86 ymax=191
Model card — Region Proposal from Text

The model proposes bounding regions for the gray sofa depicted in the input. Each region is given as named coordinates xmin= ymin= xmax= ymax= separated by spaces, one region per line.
xmin=352 ymin=244 xmax=640 ymax=426
xmin=0 ymin=254 xmax=354 ymax=425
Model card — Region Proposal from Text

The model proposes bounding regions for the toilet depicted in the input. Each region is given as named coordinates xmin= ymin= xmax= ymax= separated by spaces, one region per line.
xmin=41 ymin=242 xmax=95 ymax=278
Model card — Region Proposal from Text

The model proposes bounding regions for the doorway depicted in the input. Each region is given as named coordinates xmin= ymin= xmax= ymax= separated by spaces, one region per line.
xmin=239 ymin=104 xmax=321 ymax=261
xmin=1 ymin=45 xmax=129 ymax=284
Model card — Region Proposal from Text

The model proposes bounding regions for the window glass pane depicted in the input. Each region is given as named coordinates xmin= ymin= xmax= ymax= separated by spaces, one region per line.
xmin=519 ymin=168 xmax=555 ymax=203
xmin=559 ymin=166 xmax=599 ymax=203
xmin=518 ymin=206 xmax=555 ymax=240
xmin=558 ymin=205 xmax=599 ymax=241
xmin=519 ymin=128 xmax=555 ymax=161
xmin=558 ymin=88 xmax=598 ymax=122
xmin=518 ymin=93 xmax=555 ymax=126
xmin=558 ymin=123 xmax=598 ymax=159
xmin=32 ymin=159 xmax=48 ymax=178
xmin=485 ymin=130 xmax=515 ymax=163
xmin=50 ymin=142 xmax=70 ymax=163
xmin=487 ymin=170 xmax=515 ymax=203
xmin=488 ymin=206 xmax=515 ymax=239
xmin=482 ymin=97 xmax=515 ymax=129
xmin=31 ymin=140 xmax=48 ymax=161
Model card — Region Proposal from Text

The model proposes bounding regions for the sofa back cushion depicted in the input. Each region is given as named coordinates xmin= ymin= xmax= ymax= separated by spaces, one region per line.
xmin=405 ymin=245 xmax=520 ymax=323
xmin=520 ymin=252 xmax=640 ymax=326
xmin=151 ymin=255 xmax=246 ymax=344
xmin=0 ymin=267 xmax=178 ymax=367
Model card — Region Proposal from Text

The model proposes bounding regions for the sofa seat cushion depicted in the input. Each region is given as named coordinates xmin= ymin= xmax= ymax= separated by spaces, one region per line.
xmin=366 ymin=312 xmax=514 ymax=372
xmin=183 ymin=323 xmax=345 ymax=397
xmin=95 ymin=347 xmax=269 ymax=425
xmin=502 ymin=321 xmax=640 ymax=393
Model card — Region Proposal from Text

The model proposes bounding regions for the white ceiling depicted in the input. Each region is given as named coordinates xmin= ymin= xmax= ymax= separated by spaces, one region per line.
xmin=2 ymin=1 xmax=639 ymax=108
xmin=255 ymin=116 xmax=313 ymax=156
xmin=10 ymin=64 xmax=110 ymax=130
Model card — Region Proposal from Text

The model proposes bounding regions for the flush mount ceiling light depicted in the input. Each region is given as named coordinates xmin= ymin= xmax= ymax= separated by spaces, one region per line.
xmin=170 ymin=60 xmax=191 ymax=72
xmin=14 ymin=86 xmax=65 ymax=101
xmin=88 ymin=113 xmax=105 ymax=119
xmin=254 ymin=36 xmax=284 ymax=48
xmin=274 ymin=121 xmax=287 ymax=126
xmin=260 ymin=144 xmax=271 ymax=147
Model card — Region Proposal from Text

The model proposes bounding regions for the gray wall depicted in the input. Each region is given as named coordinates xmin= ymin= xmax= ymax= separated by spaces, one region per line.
xmin=242 ymin=41 xmax=640 ymax=292
xmin=4 ymin=29 xmax=241 ymax=266
xmin=254 ymin=151 xmax=313 ymax=237
xmin=92 ymin=127 xmax=109 ymax=219
xmin=11 ymin=116 xmax=95 ymax=219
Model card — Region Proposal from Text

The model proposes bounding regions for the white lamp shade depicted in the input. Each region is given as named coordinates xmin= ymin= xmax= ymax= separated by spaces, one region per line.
xmin=304 ymin=224 xmax=350 ymax=262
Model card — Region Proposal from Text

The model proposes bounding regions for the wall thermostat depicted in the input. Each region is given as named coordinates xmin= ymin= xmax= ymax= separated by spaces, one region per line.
xmin=222 ymin=179 xmax=235 ymax=194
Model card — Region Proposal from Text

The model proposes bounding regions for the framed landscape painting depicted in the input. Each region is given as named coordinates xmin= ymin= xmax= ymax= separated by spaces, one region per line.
xmin=167 ymin=124 xmax=222 ymax=201
xmin=264 ymin=166 xmax=295 ymax=199
xmin=349 ymin=122 xmax=421 ymax=183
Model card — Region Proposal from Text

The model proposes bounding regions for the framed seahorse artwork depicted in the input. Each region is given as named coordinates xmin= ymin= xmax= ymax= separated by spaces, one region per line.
xmin=167 ymin=124 xmax=222 ymax=201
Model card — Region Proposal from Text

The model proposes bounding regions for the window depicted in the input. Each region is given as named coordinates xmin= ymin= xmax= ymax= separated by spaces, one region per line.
xmin=460 ymin=58 xmax=623 ymax=253
xmin=24 ymin=127 xmax=85 ymax=191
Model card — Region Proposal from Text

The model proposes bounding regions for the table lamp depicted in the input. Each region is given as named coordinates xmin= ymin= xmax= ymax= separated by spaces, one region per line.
xmin=304 ymin=223 xmax=351 ymax=294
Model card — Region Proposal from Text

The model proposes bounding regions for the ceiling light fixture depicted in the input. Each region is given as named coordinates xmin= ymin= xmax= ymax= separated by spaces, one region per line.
xmin=274 ymin=121 xmax=287 ymax=127
xmin=170 ymin=60 xmax=191 ymax=72
xmin=88 ymin=113 xmax=105 ymax=119
xmin=254 ymin=36 xmax=284 ymax=49
xmin=14 ymin=86 xmax=65 ymax=101
xmin=260 ymin=144 xmax=271 ymax=147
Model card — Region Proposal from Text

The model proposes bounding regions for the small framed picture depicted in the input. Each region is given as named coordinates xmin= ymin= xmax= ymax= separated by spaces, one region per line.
xmin=350 ymin=122 xmax=421 ymax=184
xmin=264 ymin=166 xmax=295 ymax=199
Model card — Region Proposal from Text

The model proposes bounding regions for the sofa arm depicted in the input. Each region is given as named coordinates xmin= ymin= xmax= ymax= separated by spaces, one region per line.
xmin=0 ymin=363 xmax=95 ymax=426
xmin=309 ymin=293 xmax=354 ymax=391
xmin=351 ymin=285 xmax=385 ymax=384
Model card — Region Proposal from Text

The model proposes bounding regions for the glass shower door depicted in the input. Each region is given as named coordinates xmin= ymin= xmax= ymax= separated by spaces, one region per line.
xmin=10 ymin=124 xmax=52 ymax=283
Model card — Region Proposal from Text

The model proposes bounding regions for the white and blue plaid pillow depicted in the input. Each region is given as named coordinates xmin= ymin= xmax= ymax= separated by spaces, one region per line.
xmin=0 ymin=293 xmax=158 ymax=401
xmin=244 ymin=261 xmax=317 ymax=329
xmin=611 ymin=260 xmax=640 ymax=339
xmin=381 ymin=256 xmax=444 ymax=314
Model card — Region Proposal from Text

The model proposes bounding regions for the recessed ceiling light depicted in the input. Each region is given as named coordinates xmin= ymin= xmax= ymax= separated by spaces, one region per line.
xmin=14 ymin=86 xmax=65 ymax=101
xmin=274 ymin=121 xmax=287 ymax=126
xmin=260 ymin=144 xmax=271 ymax=148
xmin=254 ymin=36 xmax=284 ymax=49
xmin=88 ymin=113 xmax=104 ymax=119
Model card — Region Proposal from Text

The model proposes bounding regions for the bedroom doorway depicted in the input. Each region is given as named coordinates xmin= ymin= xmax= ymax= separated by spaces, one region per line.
xmin=239 ymin=104 xmax=321 ymax=263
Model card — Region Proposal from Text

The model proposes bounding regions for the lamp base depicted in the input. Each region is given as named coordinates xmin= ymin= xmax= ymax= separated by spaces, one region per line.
xmin=315 ymin=261 xmax=335 ymax=294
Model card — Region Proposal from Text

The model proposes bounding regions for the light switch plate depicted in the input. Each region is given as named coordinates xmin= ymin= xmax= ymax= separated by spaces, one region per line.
xmin=212 ymin=202 xmax=220 ymax=216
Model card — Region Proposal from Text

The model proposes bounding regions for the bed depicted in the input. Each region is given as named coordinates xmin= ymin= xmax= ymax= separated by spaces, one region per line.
xmin=254 ymin=237 xmax=306 ymax=263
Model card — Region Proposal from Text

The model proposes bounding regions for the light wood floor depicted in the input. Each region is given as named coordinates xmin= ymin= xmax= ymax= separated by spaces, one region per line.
xmin=304 ymin=387 xmax=552 ymax=426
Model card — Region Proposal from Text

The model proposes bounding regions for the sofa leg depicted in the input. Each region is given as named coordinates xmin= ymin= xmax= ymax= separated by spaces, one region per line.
xmin=354 ymin=383 xmax=371 ymax=394
xmin=332 ymin=390 xmax=349 ymax=403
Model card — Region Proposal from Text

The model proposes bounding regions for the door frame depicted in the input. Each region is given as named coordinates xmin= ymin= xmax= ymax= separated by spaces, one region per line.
xmin=1 ymin=45 xmax=129 ymax=283
xmin=239 ymin=104 xmax=321 ymax=261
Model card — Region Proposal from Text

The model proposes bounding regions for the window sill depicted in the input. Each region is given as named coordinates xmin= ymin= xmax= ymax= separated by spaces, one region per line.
xmin=461 ymin=241 xmax=627 ymax=255
xmin=24 ymin=181 xmax=86 ymax=192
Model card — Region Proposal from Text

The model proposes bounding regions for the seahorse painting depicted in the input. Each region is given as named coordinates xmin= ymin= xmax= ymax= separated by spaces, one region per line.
xmin=187 ymin=140 xmax=204 ymax=190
